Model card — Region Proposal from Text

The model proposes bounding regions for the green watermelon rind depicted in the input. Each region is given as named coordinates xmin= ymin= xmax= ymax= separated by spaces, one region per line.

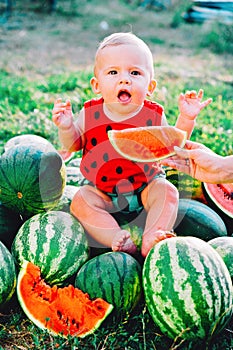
xmin=174 ymin=199 xmax=228 ymax=241
xmin=75 ymin=251 xmax=142 ymax=315
xmin=11 ymin=211 xmax=89 ymax=285
xmin=4 ymin=134 xmax=56 ymax=153
xmin=208 ymin=236 xmax=233 ymax=277
xmin=108 ymin=126 xmax=187 ymax=162
xmin=143 ymin=236 xmax=233 ymax=341
xmin=203 ymin=183 xmax=233 ymax=219
xmin=0 ymin=145 xmax=66 ymax=218
xmin=0 ymin=241 xmax=17 ymax=305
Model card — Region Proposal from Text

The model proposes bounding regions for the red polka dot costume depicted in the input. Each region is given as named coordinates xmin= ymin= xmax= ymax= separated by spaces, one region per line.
xmin=80 ymin=97 xmax=165 ymax=196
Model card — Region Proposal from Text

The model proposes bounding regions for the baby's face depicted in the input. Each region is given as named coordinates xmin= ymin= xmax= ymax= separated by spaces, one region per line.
xmin=91 ymin=44 xmax=156 ymax=118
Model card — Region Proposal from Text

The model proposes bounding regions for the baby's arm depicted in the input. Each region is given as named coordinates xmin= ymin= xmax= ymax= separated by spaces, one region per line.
xmin=175 ymin=89 xmax=212 ymax=138
xmin=52 ymin=98 xmax=84 ymax=152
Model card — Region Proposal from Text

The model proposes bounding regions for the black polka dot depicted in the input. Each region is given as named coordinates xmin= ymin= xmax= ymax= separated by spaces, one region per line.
xmin=128 ymin=176 xmax=135 ymax=183
xmin=94 ymin=111 xmax=100 ymax=119
xmin=103 ymin=153 xmax=109 ymax=162
xmin=91 ymin=138 xmax=97 ymax=146
xmin=149 ymin=168 xmax=155 ymax=176
xmin=91 ymin=161 xmax=97 ymax=168
xmin=116 ymin=166 xmax=123 ymax=174
xmin=84 ymin=166 xmax=89 ymax=173
xmin=101 ymin=176 xmax=107 ymax=182
xmin=106 ymin=125 xmax=112 ymax=133
xmin=146 ymin=119 xmax=153 ymax=126
xmin=144 ymin=164 xmax=149 ymax=172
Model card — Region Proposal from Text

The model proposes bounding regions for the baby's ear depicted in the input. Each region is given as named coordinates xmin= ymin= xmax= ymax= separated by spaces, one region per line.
xmin=147 ymin=79 xmax=157 ymax=96
xmin=90 ymin=77 xmax=101 ymax=94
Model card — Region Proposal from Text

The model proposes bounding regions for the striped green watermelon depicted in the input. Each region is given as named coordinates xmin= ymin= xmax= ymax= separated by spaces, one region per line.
xmin=165 ymin=167 xmax=206 ymax=203
xmin=65 ymin=166 xmax=85 ymax=187
xmin=4 ymin=134 xmax=56 ymax=153
xmin=75 ymin=252 xmax=142 ymax=315
xmin=143 ymin=236 xmax=233 ymax=341
xmin=0 ymin=241 xmax=17 ymax=305
xmin=0 ymin=145 xmax=66 ymax=218
xmin=11 ymin=211 xmax=89 ymax=285
xmin=208 ymin=236 xmax=233 ymax=278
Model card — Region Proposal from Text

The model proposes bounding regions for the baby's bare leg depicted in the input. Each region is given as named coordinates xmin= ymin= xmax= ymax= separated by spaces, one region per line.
xmin=70 ymin=185 xmax=136 ymax=254
xmin=141 ymin=178 xmax=178 ymax=257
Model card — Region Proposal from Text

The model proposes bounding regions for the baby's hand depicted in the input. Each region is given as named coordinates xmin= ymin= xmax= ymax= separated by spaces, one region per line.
xmin=178 ymin=89 xmax=212 ymax=120
xmin=52 ymin=98 xmax=73 ymax=130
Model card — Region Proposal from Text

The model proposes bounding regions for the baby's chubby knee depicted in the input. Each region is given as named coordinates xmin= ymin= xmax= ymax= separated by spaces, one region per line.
xmin=70 ymin=187 xmax=85 ymax=217
xmin=150 ymin=177 xmax=179 ymax=204
xmin=70 ymin=185 xmax=111 ymax=218
xmin=165 ymin=180 xmax=179 ymax=201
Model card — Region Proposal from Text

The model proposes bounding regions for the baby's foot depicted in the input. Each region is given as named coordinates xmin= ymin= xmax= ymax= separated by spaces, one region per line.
xmin=141 ymin=229 xmax=176 ymax=258
xmin=112 ymin=230 xmax=137 ymax=255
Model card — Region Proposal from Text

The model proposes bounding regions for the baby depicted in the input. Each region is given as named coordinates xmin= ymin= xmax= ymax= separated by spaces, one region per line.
xmin=52 ymin=32 xmax=212 ymax=257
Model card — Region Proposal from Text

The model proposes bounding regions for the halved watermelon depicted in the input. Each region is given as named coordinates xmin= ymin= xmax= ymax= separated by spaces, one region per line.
xmin=203 ymin=183 xmax=233 ymax=235
xmin=108 ymin=126 xmax=187 ymax=162
xmin=17 ymin=261 xmax=113 ymax=338
xmin=203 ymin=183 xmax=233 ymax=219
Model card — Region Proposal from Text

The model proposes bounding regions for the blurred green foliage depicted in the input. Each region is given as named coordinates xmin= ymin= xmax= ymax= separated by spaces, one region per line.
xmin=0 ymin=69 xmax=232 ymax=156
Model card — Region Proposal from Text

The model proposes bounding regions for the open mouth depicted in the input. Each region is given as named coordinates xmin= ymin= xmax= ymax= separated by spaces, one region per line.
xmin=118 ymin=90 xmax=131 ymax=103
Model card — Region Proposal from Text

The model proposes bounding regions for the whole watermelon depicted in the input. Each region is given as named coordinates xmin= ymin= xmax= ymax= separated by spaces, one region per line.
xmin=75 ymin=251 xmax=142 ymax=316
xmin=143 ymin=236 xmax=233 ymax=341
xmin=0 ymin=145 xmax=66 ymax=218
xmin=11 ymin=211 xmax=89 ymax=285
xmin=4 ymin=134 xmax=56 ymax=153
xmin=0 ymin=241 xmax=17 ymax=305
xmin=174 ymin=199 xmax=227 ymax=241
xmin=208 ymin=236 xmax=233 ymax=278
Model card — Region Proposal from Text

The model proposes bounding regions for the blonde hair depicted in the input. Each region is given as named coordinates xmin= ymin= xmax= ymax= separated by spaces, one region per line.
xmin=94 ymin=32 xmax=154 ymax=77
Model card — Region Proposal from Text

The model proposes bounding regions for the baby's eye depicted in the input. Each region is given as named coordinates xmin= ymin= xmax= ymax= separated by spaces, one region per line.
xmin=131 ymin=70 xmax=141 ymax=76
xmin=108 ymin=70 xmax=118 ymax=75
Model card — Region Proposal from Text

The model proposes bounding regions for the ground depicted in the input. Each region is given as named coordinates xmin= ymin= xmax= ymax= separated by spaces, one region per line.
xmin=0 ymin=0 xmax=231 ymax=83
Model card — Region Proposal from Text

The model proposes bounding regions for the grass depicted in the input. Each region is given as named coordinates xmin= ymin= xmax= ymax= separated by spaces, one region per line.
xmin=1 ymin=297 xmax=233 ymax=349
xmin=0 ymin=0 xmax=233 ymax=348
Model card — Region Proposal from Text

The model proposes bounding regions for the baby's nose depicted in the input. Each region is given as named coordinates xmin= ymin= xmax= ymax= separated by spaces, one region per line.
xmin=119 ymin=74 xmax=131 ymax=84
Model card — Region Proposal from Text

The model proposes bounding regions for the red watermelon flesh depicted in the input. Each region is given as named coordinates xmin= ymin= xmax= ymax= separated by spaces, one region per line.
xmin=108 ymin=126 xmax=187 ymax=162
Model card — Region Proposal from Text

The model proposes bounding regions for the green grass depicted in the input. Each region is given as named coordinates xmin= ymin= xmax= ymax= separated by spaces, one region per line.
xmin=0 ymin=297 xmax=233 ymax=349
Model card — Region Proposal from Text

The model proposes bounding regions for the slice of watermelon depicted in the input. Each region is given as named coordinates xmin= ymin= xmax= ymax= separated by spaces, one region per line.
xmin=108 ymin=126 xmax=187 ymax=162
xmin=17 ymin=261 xmax=113 ymax=338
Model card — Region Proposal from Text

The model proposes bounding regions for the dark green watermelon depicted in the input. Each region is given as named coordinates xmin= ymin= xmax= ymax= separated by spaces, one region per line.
xmin=0 ymin=145 xmax=66 ymax=218
xmin=174 ymin=199 xmax=228 ymax=241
